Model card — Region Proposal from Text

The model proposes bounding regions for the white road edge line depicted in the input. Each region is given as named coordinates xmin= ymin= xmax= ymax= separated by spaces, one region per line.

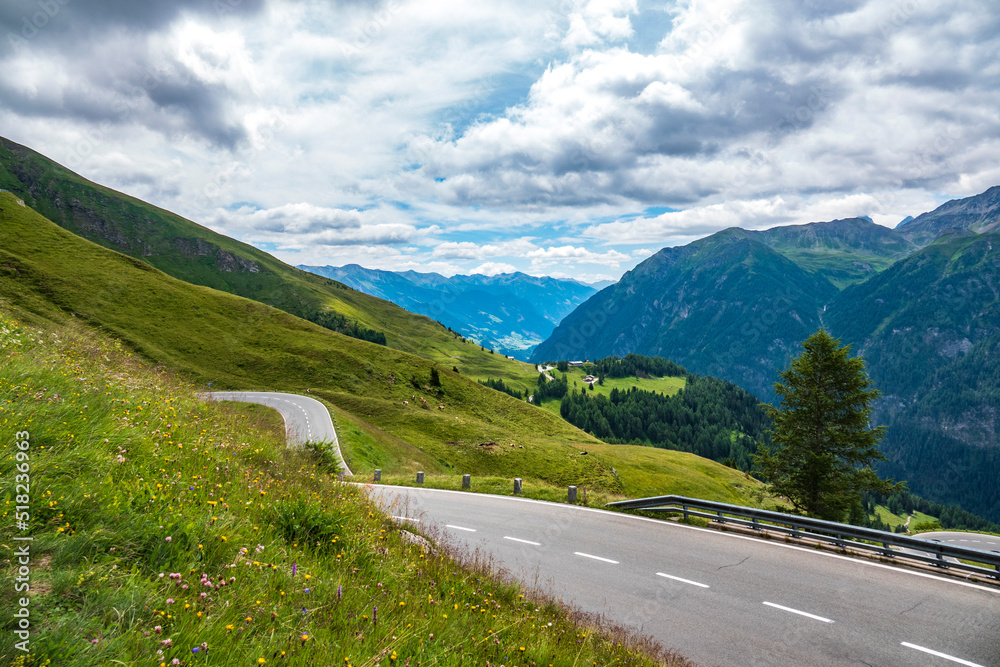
xmin=392 ymin=516 xmax=420 ymax=522
xmin=901 ymin=642 xmax=985 ymax=666
xmin=446 ymin=524 xmax=476 ymax=532
xmin=575 ymin=552 xmax=619 ymax=564
xmin=656 ymin=572 xmax=710 ymax=588
xmin=504 ymin=536 xmax=541 ymax=546
xmin=762 ymin=601 xmax=834 ymax=623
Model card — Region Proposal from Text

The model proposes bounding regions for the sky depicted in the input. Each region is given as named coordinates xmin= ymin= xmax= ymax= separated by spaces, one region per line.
xmin=2 ymin=0 xmax=999 ymax=283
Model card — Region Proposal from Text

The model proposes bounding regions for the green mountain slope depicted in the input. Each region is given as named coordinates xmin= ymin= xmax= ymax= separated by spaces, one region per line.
xmin=535 ymin=189 xmax=1000 ymax=520
xmin=826 ymin=231 xmax=1000 ymax=520
xmin=0 ymin=136 xmax=534 ymax=386
xmin=751 ymin=217 xmax=916 ymax=288
xmin=533 ymin=229 xmax=840 ymax=401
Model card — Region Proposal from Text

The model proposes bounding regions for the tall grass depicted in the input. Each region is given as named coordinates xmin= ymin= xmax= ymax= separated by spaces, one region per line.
xmin=0 ymin=314 xmax=691 ymax=666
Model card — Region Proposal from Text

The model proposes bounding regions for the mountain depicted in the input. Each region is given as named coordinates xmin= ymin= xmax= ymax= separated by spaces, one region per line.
xmin=299 ymin=264 xmax=597 ymax=359
xmin=534 ymin=188 xmax=1000 ymax=520
xmin=825 ymin=231 xmax=1000 ymax=520
xmin=533 ymin=228 xmax=840 ymax=398
xmin=896 ymin=185 xmax=1000 ymax=246
xmin=750 ymin=217 xmax=917 ymax=288
xmin=0 ymin=136 xmax=529 ymax=379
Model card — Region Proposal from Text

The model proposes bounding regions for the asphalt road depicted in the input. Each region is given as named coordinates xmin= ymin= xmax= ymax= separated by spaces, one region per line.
xmin=370 ymin=486 xmax=1000 ymax=667
xmin=204 ymin=391 xmax=352 ymax=475
xmin=917 ymin=531 xmax=1000 ymax=552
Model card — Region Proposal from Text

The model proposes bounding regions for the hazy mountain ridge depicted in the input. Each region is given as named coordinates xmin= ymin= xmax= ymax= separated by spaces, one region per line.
xmin=896 ymin=185 xmax=1000 ymax=246
xmin=534 ymin=186 xmax=1000 ymax=520
xmin=300 ymin=264 xmax=597 ymax=359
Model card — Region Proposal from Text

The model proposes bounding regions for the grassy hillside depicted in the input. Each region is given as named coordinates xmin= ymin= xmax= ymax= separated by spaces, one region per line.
xmin=0 ymin=191 xmax=760 ymax=505
xmin=533 ymin=366 xmax=686 ymax=417
xmin=0 ymin=314 xmax=689 ymax=666
xmin=0 ymin=136 xmax=538 ymax=389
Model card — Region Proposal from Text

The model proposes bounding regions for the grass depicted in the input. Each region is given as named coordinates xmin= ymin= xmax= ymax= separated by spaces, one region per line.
xmin=0 ymin=139 xmax=539 ymax=389
xmin=0 ymin=313 xmax=693 ymax=666
xmin=870 ymin=506 xmax=939 ymax=532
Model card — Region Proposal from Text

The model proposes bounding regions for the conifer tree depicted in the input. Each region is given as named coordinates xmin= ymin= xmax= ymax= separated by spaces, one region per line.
xmin=753 ymin=329 xmax=903 ymax=521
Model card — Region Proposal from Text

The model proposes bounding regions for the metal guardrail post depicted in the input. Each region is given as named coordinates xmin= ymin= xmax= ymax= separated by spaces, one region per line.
xmin=416 ymin=471 xmax=424 ymax=484
xmin=568 ymin=486 xmax=577 ymax=503
xmin=462 ymin=474 xmax=470 ymax=489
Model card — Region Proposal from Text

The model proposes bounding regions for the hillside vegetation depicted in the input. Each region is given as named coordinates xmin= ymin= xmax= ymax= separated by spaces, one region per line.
xmin=0 ymin=314 xmax=689 ymax=666
xmin=0 ymin=190 xmax=761 ymax=506
xmin=0 ymin=136 xmax=538 ymax=389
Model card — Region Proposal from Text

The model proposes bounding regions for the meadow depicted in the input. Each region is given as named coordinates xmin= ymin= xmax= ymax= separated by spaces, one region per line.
xmin=0 ymin=313 xmax=692 ymax=666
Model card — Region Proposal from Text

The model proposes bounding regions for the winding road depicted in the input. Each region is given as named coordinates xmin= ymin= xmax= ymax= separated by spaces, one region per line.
xmin=203 ymin=391 xmax=352 ymax=475
xmin=371 ymin=486 xmax=1000 ymax=667
xmin=203 ymin=392 xmax=1000 ymax=665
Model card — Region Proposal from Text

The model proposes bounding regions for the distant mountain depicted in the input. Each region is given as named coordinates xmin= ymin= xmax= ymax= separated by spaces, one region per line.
xmin=534 ymin=187 xmax=1000 ymax=521
xmin=533 ymin=227 xmax=840 ymax=399
xmin=750 ymin=217 xmax=916 ymax=288
xmin=895 ymin=185 xmax=1000 ymax=246
xmin=299 ymin=265 xmax=597 ymax=359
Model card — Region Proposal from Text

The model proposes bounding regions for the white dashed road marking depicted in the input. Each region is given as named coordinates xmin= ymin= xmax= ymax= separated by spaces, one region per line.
xmin=574 ymin=552 xmax=619 ymax=564
xmin=762 ymin=601 xmax=834 ymax=623
xmin=504 ymin=536 xmax=541 ymax=546
xmin=446 ymin=524 xmax=476 ymax=532
xmin=901 ymin=642 xmax=985 ymax=666
xmin=656 ymin=572 xmax=710 ymax=588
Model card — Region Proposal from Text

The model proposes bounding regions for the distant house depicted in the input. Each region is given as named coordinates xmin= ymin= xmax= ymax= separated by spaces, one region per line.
xmin=583 ymin=375 xmax=597 ymax=384
xmin=568 ymin=361 xmax=585 ymax=367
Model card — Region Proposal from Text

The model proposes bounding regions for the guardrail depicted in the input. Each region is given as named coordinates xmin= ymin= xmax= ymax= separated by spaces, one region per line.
xmin=606 ymin=495 xmax=1000 ymax=580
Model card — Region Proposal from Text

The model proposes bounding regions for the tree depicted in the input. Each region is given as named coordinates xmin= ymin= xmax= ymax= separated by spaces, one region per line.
xmin=429 ymin=368 xmax=441 ymax=387
xmin=752 ymin=329 xmax=903 ymax=521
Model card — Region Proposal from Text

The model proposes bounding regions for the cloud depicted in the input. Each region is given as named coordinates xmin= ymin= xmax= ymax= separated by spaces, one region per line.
xmin=1 ymin=0 xmax=999 ymax=280
xmin=470 ymin=261 xmax=518 ymax=276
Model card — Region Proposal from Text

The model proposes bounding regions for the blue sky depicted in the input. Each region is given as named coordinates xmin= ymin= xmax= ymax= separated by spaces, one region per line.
xmin=2 ymin=0 xmax=999 ymax=282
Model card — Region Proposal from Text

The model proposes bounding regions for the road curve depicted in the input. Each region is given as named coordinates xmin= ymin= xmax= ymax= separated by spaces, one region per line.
xmin=370 ymin=486 xmax=1000 ymax=667
xmin=916 ymin=531 xmax=1000 ymax=551
xmin=204 ymin=391 xmax=352 ymax=475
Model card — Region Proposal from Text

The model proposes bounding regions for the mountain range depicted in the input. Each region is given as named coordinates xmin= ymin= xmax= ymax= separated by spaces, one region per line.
xmin=299 ymin=264 xmax=599 ymax=358
xmin=535 ymin=187 xmax=1000 ymax=521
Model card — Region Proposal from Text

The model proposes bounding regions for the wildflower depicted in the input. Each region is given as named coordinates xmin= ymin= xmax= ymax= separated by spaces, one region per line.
xmin=165 ymin=536 xmax=172 ymax=542
xmin=154 ymin=626 xmax=162 ymax=634
xmin=166 ymin=599 xmax=175 ymax=605
xmin=337 ymin=585 xmax=342 ymax=600
xmin=291 ymin=562 xmax=297 ymax=576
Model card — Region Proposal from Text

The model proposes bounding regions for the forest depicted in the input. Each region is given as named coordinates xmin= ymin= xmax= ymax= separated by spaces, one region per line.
xmin=556 ymin=369 xmax=769 ymax=471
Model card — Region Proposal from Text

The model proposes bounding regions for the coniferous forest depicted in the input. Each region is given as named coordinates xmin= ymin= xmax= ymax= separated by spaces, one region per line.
xmin=554 ymin=355 xmax=769 ymax=471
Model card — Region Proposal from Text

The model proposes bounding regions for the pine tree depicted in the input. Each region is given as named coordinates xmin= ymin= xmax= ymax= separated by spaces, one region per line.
xmin=752 ymin=329 xmax=903 ymax=521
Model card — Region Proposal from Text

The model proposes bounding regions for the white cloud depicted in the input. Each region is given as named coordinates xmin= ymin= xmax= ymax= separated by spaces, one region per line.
xmin=470 ymin=262 xmax=518 ymax=276
xmin=1 ymin=0 xmax=998 ymax=279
